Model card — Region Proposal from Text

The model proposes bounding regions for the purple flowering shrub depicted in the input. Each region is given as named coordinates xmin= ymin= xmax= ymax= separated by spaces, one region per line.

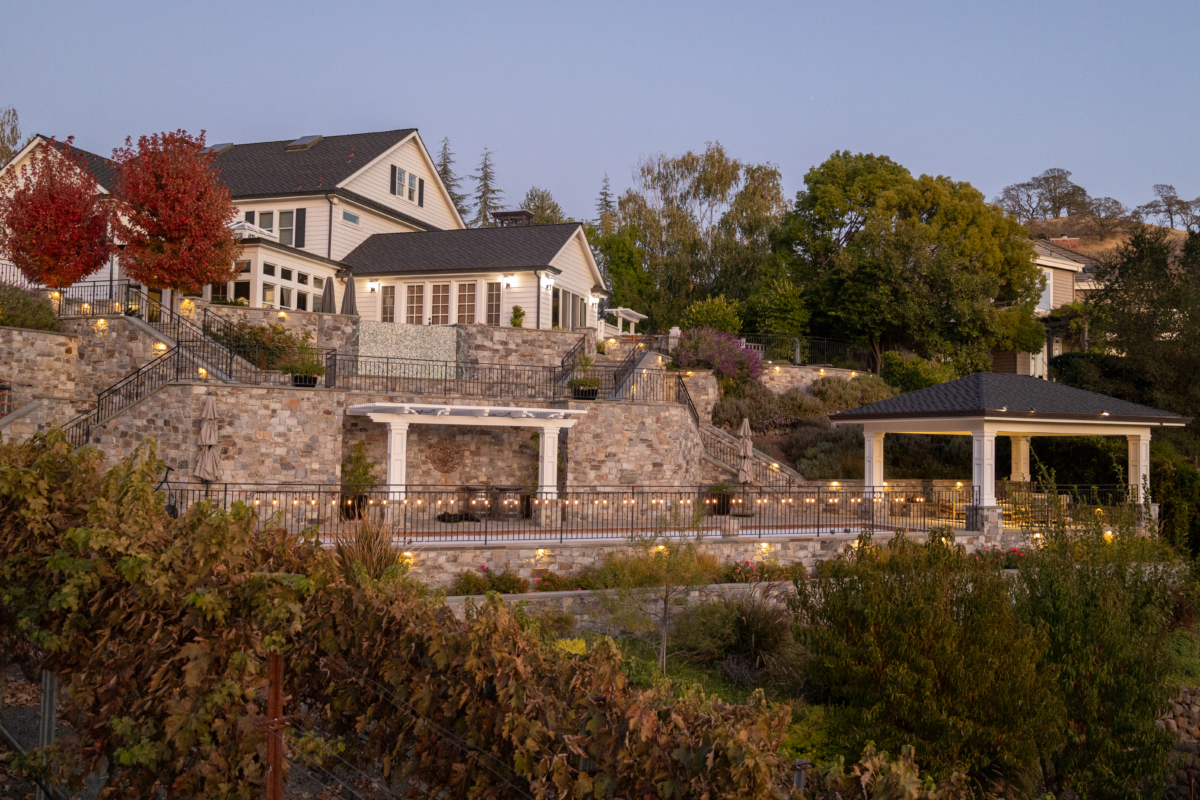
xmin=674 ymin=327 xmax=763 ymax=382
xmin=713 ymin=382 xmax=822 ymax=433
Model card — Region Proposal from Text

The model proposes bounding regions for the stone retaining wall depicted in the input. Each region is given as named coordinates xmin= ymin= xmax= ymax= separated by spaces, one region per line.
xmin=204 ymin=305 xmax=359 ymax=354
xmin=681 ymin=370 xmax=719 ymax=424
xmin=761 ymin=365 xmax=859 ymax=395
xmin=457 ymin=325 xmax=594 ymax=367
xmin=1162 ymin=686 xmax=1200 ymax=798
xmin=0 ymin=325 xmax=78 ymax=413
xmin=409 ymin=528 xmax=1009 ymax=590
xmin=358 ymin=320 xmax=456 ymax=361
xmin=60 ymin=316 xmax=164 ymax=401
xmin=91 ymin=382 xmax=705 ymax=488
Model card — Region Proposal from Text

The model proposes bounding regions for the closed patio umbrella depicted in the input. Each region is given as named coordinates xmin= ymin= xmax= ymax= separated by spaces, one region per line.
xmin=339 ymin=275 xmax=358 ymax=316
xmin=195 ymin=395 xmax=221 ymax=483
xmin=737 ymin=417 xmax=754 ymax=485
xmin=319 ymin=277 xmax=337 ymax=313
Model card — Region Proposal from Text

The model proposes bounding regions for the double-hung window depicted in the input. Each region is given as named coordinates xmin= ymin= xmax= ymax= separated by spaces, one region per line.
xmin=278 ymin=211 xmax=295 ymax=246
xmin=262 ymin=283 xmax=276 ymax=307
xmin=381 ymin=285 xmax=396 ymax=323
xmin=430 ymin=283 xmax=450 ymax=325
xmin=407 ymin=173 xmax=417 ymax=202
xmin=280 ymin=287 xmax=292 ymax=309
xmin=486 ymin=282 xmax=501 ymax=326
xmin=259 ymin=211 xmax=274 ymax=233
xmin=405 ymin=285 xmax=424 ymax=324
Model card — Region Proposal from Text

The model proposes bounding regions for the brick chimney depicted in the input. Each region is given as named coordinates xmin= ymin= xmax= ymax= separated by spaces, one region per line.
xmin=1050 ymin=236 xmax=1080 ymax=252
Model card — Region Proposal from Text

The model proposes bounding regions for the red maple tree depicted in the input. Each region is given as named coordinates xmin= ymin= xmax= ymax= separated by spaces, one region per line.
xmin=112 ymin=130 xmax=241 ymax=300
xmin=0 ymin=138 xmax=114 ymax=288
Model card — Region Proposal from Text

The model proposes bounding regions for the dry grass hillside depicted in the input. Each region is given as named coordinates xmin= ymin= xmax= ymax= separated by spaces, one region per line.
xmin=1028 ymin=216 xmax=1188 ymax=260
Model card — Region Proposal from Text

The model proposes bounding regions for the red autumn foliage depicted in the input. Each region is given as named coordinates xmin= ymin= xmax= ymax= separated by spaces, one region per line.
xmin=0 ymin=138 xmax=114 ymax=288
xmin=112 ymin=130 xmax=241 ymax=295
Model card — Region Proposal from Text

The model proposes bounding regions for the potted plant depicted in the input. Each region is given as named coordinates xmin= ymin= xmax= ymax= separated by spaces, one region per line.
xmin=569 ymin=355 xmax=601 ymax=400
xmin=707 ymin=481 xmax=734 ymax=516
xmin=340 ymin=441 xmax=380 ymax=521
xmin=510 ymin=305 xmax=525 ymax=328
xmin=278 ymin=343 xmax=327 ymax=387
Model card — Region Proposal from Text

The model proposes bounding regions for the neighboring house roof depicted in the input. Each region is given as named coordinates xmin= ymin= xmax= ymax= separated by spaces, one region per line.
xmin=1 ymin=135 xmax=119 ymax=191
xmin=342 ymin=223 xmax=586 ymax=276
xmin=1033 ymin=240 xmax=1096 ymax=272
xmin=829 ymin=372 xmax=1188 ymax=424
xmin=209 ymin=129 xmax=415 ymax=197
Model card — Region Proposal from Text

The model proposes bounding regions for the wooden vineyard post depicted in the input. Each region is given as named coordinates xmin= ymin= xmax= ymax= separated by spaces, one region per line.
xmin=262 ymin=653 xmax=286 ymax=800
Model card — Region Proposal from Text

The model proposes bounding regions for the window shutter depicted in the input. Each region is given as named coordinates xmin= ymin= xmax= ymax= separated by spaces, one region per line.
xmin=390 ymin=165 xmax=397 ymax=195
xmin=244 ymin=211 xmax=255 ymax=225
xmin=295 ymin=208 xmax=306 ymax=248
xmin=418 ymin=178 xmax=425 ymax=207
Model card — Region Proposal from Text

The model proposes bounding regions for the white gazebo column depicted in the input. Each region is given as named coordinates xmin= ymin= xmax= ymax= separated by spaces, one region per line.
xmin=972 ymin=431 xmax=997 ymax=506
xmin=1128 ymin=432 xmax=1151 ymax=500
xmin=864 ymin=432 xmax=885 ymax=493
xmin=1010 ymin=436 xmax=1031 ymax=483
xmin=384 ymin=421 xmax=409 ymax=497
xmin=538 ymin=425 xmax=561 ymax=498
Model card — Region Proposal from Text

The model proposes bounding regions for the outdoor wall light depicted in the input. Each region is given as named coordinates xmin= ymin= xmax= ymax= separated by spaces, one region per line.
xmin=154 ymin=342 xmax=167 ymax=352
xmin=760 ymin=542 xmax=770 ymax=551
xmin=774 ymin=366 xmax=781 ymax=373
xmin=850 ymin=371 xmax=857 ymax=378
xmin=180 ymin=299 xmax=195 ymax=313
xmin=536 ymin=548 xmax=546 ymax=556
xmin=686 ymin=371 xmax=694 ymax=377
xmin=1103 ymin=530 xmax=1114 ymax=542
xmin=93 ymin=318 xmax=107 ymax=330
xmin=367 ymin=280 xmax=379 ymax=293
xmin=831 ymin=481 xmax=840 ymax=488
xmin=818 ymin=368 xmax=826 ymax=375
xmin=955 ymin=482 xmax=963 ymax=488
xmin=277 ymin=311 xmax=286 ymax=319
xmin=198 ymin=367 xmax=208 ymax=379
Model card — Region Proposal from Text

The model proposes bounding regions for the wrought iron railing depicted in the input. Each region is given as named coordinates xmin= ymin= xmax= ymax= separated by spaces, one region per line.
xmin=152 ymin=483 xmax=987 ymax=544
xmin=698 ymin=425 xmax=802 ymax=488
xmin=559 ymin=334 xmax=589 ymax=378
xmin=733 ymin=334 xmax=875 ymax=371
xmin=995 ymin=482 xmax=1143 ymax=529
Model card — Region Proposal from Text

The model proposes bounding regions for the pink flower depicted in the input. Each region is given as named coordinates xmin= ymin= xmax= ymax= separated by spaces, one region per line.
xmin=480 ymin=564 xmax=489 ymax=571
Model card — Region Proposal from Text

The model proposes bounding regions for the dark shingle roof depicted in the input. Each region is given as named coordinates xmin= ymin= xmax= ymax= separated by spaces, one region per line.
xmin=30 ymin=136 xmax=117 ymax=190
xmin=1033 ymin=240 xmax=1096 ymax=268
xmin=342 ymin=223 xmax=583 ymax=276
xmin=830 ymin=372 xmax=1187 ymax=424
xmin=210 ymin=129 xmax=415 ymax=197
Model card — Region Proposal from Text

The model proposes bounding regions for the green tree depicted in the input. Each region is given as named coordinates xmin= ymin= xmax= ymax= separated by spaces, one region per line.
xmin=520 ymin=186 xmax=570 ymax=225
xmin=993 ymin=167 xmax=1090 ymax=222
xmin=594 ymin=142 xmax=785 ymax=328
xmin=680 ymin=295 xmax=742 ymax=332
xmin=596 ymin=173 xmax=615 ymax=229
xmin=469 ymin=146 xmax=503 ymax=228
xmin=745 ymin=276 xmax=809 ymax=337
xmin=434 ymin=136 xmax=470 ymax=220
xmin=0 ymin=106 xmax=20 ymax=166
xmin=779 ymin=153 xmax=1042 ymax=373
xmin=1137 ymin=183 xmax=1191 ymax=230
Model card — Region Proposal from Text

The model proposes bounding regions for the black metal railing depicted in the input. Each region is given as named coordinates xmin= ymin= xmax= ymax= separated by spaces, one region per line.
xmin=698 ymin=426 xmax=801 ymax=488
xmin=559 ymin=334 xmax=589 ymax=378
xmin=733 ymin=334 xmax=875 ymax=371
xmin=995 ymin=482 xmax=1143 ymax=529
xmin=152 ymin=483 xmax=988 ymax=544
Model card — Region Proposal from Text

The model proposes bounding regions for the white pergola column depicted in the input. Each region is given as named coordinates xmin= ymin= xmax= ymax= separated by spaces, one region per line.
xmin=384 ymin=421 xmax=409 ymax=496
xmin=538 ymin=425 xmax=561 ymax=498
xmin=864 ymin=432 xmax=885 ymax=491
xmin=1010 ymin=436 xmax=1031 ymax=483
xmin=972 ymin=431 xmax=997 ymax=506
xmin=1128 ymin=432 xmax=1151 ymax=500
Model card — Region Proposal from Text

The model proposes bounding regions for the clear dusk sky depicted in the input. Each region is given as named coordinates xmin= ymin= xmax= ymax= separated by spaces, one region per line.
xmin=3 ymin=0 xmax=1197 ymax=220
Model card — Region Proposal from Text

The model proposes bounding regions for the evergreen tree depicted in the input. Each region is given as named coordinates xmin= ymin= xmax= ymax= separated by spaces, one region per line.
xmin=469 ymin=147 xmax=504 ymax=228
xmin=435 ymin=136 xmax=470 ymax=221
xmin=520 ymin=186 xmax=570 ymax=225
xmin=596 ymin=173 xmax=616 ymax=235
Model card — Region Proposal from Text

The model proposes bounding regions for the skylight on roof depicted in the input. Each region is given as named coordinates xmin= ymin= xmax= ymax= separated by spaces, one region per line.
xmin=202 ymin=143 xmax=234 ymax=155
xmin=286 ymin=135 xmax=323 ymax=151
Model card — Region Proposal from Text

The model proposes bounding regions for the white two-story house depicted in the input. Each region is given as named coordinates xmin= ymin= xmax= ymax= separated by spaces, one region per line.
xmin=1 ymin=129 xmax=609 ymax=332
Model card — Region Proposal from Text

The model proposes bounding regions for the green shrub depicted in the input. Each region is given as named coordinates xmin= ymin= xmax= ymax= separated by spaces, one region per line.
xmin=782 ymin=419 xmax=864 ymax=480
xmin=793 ymin=529 xmax=1064 ymax=779
xmin=340 ymin=441 xmax=380 ymax=491
xmin=0 ymin=284 xmax=58 ymax=331
xmin=880 ymin=351 xmax=956 ymax=392
xmin=450 ymin=564 xmax=529 ymax=595
xmin=745 ymin=277 xmax=809 ymax=338
xmin=1017 ymin=518 xmax=1178 ymax=798
xmin=712 ymin=381 xmax=821 ymax=433
xmin=672 ymin=586 xmax=801 ymax=686
xmin=510 ymin=305 xmax=525 ymax=327
xmin=716 ymin=558 xmax=806 ymax=583
xmin=808 ymin=374 xmax=896 ymax=412
xmin=680 ymin=295 xmax=742 ymax=333
xmin=531 ymin=571 xmax=578 ymax=591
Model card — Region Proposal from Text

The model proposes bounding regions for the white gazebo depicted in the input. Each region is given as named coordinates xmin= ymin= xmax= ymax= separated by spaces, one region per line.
xmin=829 ymin=373 xmax=1190 ymax=506
xmin=346 ymin=403 xmax=588 ymax=497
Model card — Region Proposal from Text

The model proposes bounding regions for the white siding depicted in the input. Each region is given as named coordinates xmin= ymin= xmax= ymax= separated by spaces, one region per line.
xmin=217 ymin=244 xmax=341 ymax=312
xmin=233 ymin=198 xmax=331 ymax=261
xmin=340 ymin=136 xmax=463 ymax=232
xmin=329 ymin=203 xmax=418 ymax=261
xmin=548 ymin=231 xmax=604 ymax=329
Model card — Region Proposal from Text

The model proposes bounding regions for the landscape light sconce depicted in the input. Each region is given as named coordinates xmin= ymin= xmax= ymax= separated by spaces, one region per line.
xmin=277 ymin=311 xmax=286 ymax=319
xmin=818 ymin=368 xmax=826 ymax=375
xmin=93 ymin=318 xmax=107 ymax=331
xmin=367 ymin=280 xmax=379 ymax=293
xmin=198 ymin=367 xmax=208 ymax=379
xmin=180 ymin=299 xmax=195 ymax=313
xmin=153 ymin=342 xmax=167 ymax=352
